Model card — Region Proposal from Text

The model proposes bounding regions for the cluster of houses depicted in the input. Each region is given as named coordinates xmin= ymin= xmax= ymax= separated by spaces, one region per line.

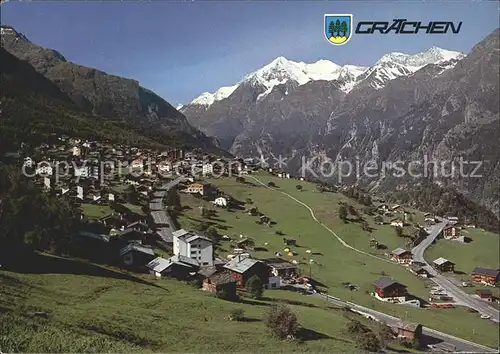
xmin=8 ymin=134 xmax=262 ymax=202
xmin=386 ymin=247 xmax=499 ymax=305
xmin=108 ymin=221 xmax=300 ymax=299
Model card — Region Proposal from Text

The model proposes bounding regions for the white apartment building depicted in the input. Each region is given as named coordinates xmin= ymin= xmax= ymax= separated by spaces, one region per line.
xmin=172 ymin=229 xmax=213 ymax=266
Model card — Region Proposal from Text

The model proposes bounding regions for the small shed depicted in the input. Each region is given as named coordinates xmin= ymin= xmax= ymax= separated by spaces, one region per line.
xmin=391 ymin=322 xmax=422 ymax=341
xmin=203 ymin=271 xmax=237 ymax=299
xmin=476 ymin=289 xmax=493 ymax=302
xmin=120 ymin=244 xmax=156 ymax=268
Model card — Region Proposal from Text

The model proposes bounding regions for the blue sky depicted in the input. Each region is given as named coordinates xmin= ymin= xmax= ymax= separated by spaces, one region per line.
xmin=2 ymin=1 xmax=499 ymax=104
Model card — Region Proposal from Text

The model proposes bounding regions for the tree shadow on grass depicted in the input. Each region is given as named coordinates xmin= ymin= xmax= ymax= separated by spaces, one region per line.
xmin=385 ymin=346 xmax=411 ymax=353
xmin=239 ymin=317 xmax=261 ymax=323
xmin=260 ymin=296 xmax=319 ymax=309
xmin=297 ymin=327 xmax=340 ymax=342
xmin=3 ymin=252 xmax=167 ymax=290
xmin=238 ymin=298 xmax=272 ymax=307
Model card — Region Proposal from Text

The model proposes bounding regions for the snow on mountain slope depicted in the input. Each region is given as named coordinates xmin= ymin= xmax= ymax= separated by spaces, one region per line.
xmin=189 ymin=56 xmax=366 ymax=106
xmin=190 ymin=84 xmax=239 ymax=106
xmin=357 ymin=46 xmax=465 ymax=89
xmin=246 ymin=56 xmax=367 ymax=101
xmin=187 ymin=46 xmax=464 ymax=106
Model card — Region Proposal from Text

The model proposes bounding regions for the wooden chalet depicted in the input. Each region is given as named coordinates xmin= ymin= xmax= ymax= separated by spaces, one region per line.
xmin=99 ymin=213 xmax=128 ymax=230
xmin=476 ymin=289 xmax=493 ymax=302
xmin=223 ymin=256 xmax=270 ymax=287
xmin=390 ymin=218 xmax=404 ymax=227
xmin=410 ymin=265 xmax=431 ymax=278
xmin=374 ymin=277 xmax=407 ymax=299
xmin=146 ymin=256 xmax=198 ymax=280
xmin=391 ymin=248 xmax=413 ymax=264
xmin=391 ymin=322 xmax=422 ymax=341
xmin=119 ymin=244 xmax=156 ymax=269
xmin=202 ymin=271 xmax=237 ymax=299
xmin=442 ymin=225 xmax=459 ymax=239
xmin=185 ymin=183 xmax=207 ymax=195
xmin=263 ymin=258 xmax=298 ymax=278
xmin=432 ymin=257 xmax=455 ymax=272
xmin=471 ymin=267 xmax=500 ymax=286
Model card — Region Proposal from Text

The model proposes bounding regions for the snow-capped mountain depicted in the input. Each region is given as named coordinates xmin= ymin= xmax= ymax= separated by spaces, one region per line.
xmin=186 ymin=47 xmax=464 ymax=107
xmin=190 ymin=84 xmax=239 ymax=106
xmin=356 ymin=46 xmax=465 ymax=89
xmin=243 ymin=56 xmax=367 ymax=101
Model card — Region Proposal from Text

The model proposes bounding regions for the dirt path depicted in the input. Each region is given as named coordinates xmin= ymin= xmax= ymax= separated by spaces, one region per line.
xmin=249 ymin=175 xmax=394 ymax=265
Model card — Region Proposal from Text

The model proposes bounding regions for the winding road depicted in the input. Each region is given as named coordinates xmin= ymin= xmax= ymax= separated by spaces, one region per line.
xmin=412 ymin=221 xmax=500 ymax=322
xmin=149 ymin=176 xmax=186 ymax=243
xmin=250 ymin=175 xmax=499 ymax=352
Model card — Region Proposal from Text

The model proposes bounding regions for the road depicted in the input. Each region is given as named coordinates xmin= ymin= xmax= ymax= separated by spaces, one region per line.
xmin=308 ymin=291 xmax=497 ymax=353
xmin=149 ymin=176 xmax=186 ymax=243
xmin=250 ymin=175 xmax=498 ymax=352
xmin=411 ymin=218 xmax=448 ymax=264
xmin=412 ymin=220 xmax=500 ymax=322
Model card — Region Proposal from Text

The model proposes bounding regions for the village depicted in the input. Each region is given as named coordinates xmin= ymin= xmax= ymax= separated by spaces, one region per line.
xmin=3 ymin=136 xmax=499 ymax=352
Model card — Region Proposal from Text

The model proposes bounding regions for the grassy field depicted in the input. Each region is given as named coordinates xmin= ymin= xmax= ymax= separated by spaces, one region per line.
xmin=122 ymin=203 xmax=146 ymax=216
xmin=425 ymin=228 xmax=499 ymax=273
xmin=425 ymin=228 xmax=500 ymax=298
xmin=174 ymin=173 xmax=499 ymax=348
xmin=80 ymin=203 xmax=113 ymax=219
xmin=80 ymin=202 xmax=145 ymax=220
xmin=0 ymin=254 xmax=409 ymax=353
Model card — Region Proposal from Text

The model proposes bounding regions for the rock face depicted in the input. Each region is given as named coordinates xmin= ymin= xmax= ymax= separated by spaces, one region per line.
xmin=181 ymin=29 xmax=499 ymax=218
xmin=1 ymin=25 xmax=221 ymax=152
xmin=1 ymin=47 xmax=160 ymax=152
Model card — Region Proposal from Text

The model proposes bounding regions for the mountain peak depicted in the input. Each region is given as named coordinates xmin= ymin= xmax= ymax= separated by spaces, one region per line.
xmin=190 ymin=84 xmax=239 ymax=107
xmin=269 ymin=56 xmax=290 ymax=66
xmin=0 ymin=25 xmax=30 ymax=43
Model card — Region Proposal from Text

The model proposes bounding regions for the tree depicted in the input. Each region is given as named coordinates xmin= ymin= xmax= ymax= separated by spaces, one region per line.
xmin=246 ymin=275 xmax=263 ymax=299
xmin=358 ymin=331 xmax=381 ymax=352
xmin=296 ymin=185 xmax=303 ymax=191
xmin=125 ymin=185 xmax=138 ymax=204
xmin=374 ymin=215 xmax=384 ymax=223
xmin=229 ymin=308 xmax=245 ymax=321
xmin=341 ymin=20 xmax=348 ymax=36
xmin=216 ymin=287 xmax=234 ymax=301
xmin=339 ymin=205 xmax=348 ymax=221
xmin=395 ymin=226 xmax=404 ymax=237
xmin=236 ymin=176 xmax=245 ymax=183
xmin=405 ymin=338 xmax=421 ymax=350
xmin=347 ymin=320 xmax=381 ymax=352
xmin=0 ymin=166 xmax=78 ymax=258
xmin=328 ymin=20 xmax=336 ymax=37
xmin=267 ymin=181 xmax=276 ymax=188
xmin=335 ymin=19 xmax=341 ymax=36
xmin=205 ymin=226 xmax=219 ymax=241
xmin=266 ymin=305 xmax=299 ymax=340
xmin=164 ymin=186 xmax=180 ymax=212
xmin=197 ymin=221 xmax=210 ymax=232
